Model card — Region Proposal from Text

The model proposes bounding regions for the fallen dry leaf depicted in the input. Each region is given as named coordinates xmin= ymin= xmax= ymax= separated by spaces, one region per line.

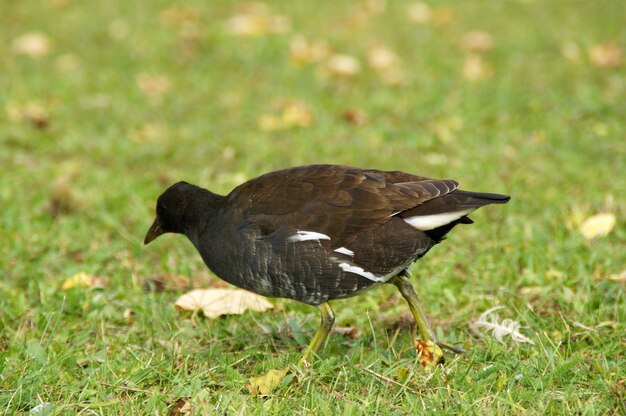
xmin=342 ymin=109 xmax=367 ymax=125
xmin=161 ymin=6 xmax=199 ymax=28
xmin=407 ymin=2 xmax=431 ymax=24
xmin=144 ymin=274 xmax=195 ymax=292
xmin=579 ymin=213 xmax=616 ymax=239
xmin=60 ymin=272 xmax=109 ymax=291
xmin=588 ymin=42 xmax=622 ymax=69
xmin=258 ymin=102 xmax=313 ymax=131
xmin=168 ymin=398 xmax=192 ymax=415
xmin=331 ymin=326 xmax=361 ymax=339
xmin=175 ymin=288 xmax=273 ymax=318
xmin=546 ymin=269 xmax=565 ymax=279
xmin=326 ymin=54 xmax=361 ymax=78
xmin=6 ymin=102 xmax=50 ymax=129
xmin=462 ymin=54 xmax=492 ymax=81
xmin=289 ymin=36 xmax=328 ymax=65
xmin=414 ymin=339 xmax=444 ymax=368
xmin=608 ymin=270 xmax=626 ymax=283
xmin=431 ymin=7 xmax=457 ymax=26
xmin=368 ymin=45 xmax=399 ymax=71
xmin=136 ymin=73 xmax=172 ymax=103
xmin=12 ymin=32 xmax=51 ymax=58
xmin=247 ymin=368 xmax=289 ymax=395
xmin=225 ymin=3 xmax=290 ymax=37
xmin=345 ymin=0 xmax=386 ymax=28
xmin=44 ymin=175 xmax=81 ymax=217
xmin=461 ymin=31 xmax=493 ymax=54
xmin=367 ymin=44 xmax=405 ymax=84
xmin=131 ymin=123 xmax=169 ymax=143
xmin=123 ymin=308 xmax=134 ymax=325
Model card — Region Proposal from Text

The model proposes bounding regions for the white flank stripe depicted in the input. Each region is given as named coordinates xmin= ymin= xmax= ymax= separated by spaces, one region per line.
xmin=338 ymin=263 xmax=388 ymax=283
xmin=334 ymin=247 xmax=354 ymax=257
xmin=403 ymin=209 xmax=474 ymax=231
xmin=287 ymin=230 xmax=331 ymax=242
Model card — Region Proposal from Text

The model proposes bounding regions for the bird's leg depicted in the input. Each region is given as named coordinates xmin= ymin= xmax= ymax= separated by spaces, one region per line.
xmin=391 ymin=275 xmax=466 ymax=355
xmin=248 ymin=302 xmax=335 ymax=395
xmin=299 ymin=302 xmax=335 ymax=368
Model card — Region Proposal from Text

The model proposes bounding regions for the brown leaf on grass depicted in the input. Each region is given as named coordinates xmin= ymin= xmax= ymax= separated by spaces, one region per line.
xmin=414 ymin=340 xmax=444 ymax=368
xmin=588 ymin=42 xmax=622 ymax=69
xmin=383 ymin=312 xmax=414 ymax=332
xmin=345 ymin=0 xmax=387 ymax=28
xmin=123 ymin=308 xmax=134 ymax=325
xmin=144 ymin=274 xmax=195 ymax=293
xmin=131 ymin=123 xmax=169 ymax=143
xmin=342 ymin=109 xmax=367 ymax=125
xmin=367 ymin=46 xmax=405 ymax=85
xmin=289 ymin=36 xmax=328 ymax=65
xmin=225 ymin=3 xmax=290 ymax=37
xmin=175 ymin=288 xmax=273 ymax=318
xmin=462 ymin=54 xmax=492 ymax=81
xmin=6 ymin=102 xmax=50 ymax=129
xmin=407 ymin=2 xmax=431 ymax=24
xmin=608 ymin=270 xmax=626 ymax=283
xmin=578 ymin=213 xmax=616 ymax=239
xmin=326 ymin=54 xmax=361 ymax=78
xmin=368 ymin=46 xmax=398 ymax=71
xmin=331 ymin=326 xmax=361 ymax=339
xmin=161 ymin=6 xmax=199 ymax=28
xmin=60 ymin=272 xmax=110 ymax=291
xmin=461 ymin=31 xmax=493 ymax=54
xmin=12 ymin=32 xmax=51 ymax=58
xmin=136 ymin=73 xmax=171 ymax=103
xmin=258 ymin=102 xmax=313 ymax=131
xmin=44 ymin=175 xmax=81 ymax=217
xmin=431 ymin=7 xmax=457 ymax=26
xmin=168 ymin=398 xmax=192 ymax=415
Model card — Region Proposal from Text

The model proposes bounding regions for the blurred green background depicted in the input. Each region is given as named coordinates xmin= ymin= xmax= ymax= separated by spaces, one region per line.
xmin=1 ymin=0 xmax=625 ymax=414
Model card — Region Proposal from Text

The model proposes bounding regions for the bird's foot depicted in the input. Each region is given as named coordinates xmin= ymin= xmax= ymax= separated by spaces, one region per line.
xmin=247 ymin=367 xmax=291 ymax=395
xmin=435 ymin=340 xmax=467 ymax=355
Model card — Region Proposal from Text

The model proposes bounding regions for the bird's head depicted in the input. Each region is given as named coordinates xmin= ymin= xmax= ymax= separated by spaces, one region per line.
xmin=144 ymin=181 xmax=204 ymax=244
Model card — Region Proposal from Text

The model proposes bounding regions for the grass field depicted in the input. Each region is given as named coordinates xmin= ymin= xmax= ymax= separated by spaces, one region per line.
xmin=1 ymin=0 xmax=625 ymax=414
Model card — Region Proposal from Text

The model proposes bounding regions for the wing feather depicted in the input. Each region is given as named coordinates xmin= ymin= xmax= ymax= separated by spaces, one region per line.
xmin=227 ymin=165 xmax=458 ymax=247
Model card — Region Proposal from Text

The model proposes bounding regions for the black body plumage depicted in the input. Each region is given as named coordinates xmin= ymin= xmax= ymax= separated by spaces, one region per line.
xmin=146 ymin=164 xmax=510 ymax=306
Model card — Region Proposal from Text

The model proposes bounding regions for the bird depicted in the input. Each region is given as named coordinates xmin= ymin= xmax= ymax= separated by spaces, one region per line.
xmin=144 ymin=164 xmax=510 ymax=387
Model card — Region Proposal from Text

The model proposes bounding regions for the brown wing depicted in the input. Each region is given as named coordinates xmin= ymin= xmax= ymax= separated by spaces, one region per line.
xmin=226 ymin=164 xmax=458 ymax=247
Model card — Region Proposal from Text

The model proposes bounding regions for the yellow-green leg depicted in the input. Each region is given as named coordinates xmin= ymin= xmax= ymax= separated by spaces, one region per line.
xmin=299 ymin=302 xmax=335 ymax=367
xmin=249 ymin=302 xmax=335 ymax=394
xmin=392 ymin=275 xmax=466 ymax=354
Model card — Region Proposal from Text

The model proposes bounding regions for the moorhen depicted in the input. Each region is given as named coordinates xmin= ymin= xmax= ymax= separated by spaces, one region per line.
xmin=145 ymin=164 xmax=510 ymax=386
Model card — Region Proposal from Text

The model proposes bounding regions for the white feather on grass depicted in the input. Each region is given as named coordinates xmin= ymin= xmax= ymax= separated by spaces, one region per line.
xmin=470 ymin=306 xmax=534 ymax=345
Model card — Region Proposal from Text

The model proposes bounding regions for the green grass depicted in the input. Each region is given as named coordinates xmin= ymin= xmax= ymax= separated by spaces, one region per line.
xmin=1 ymin=0 xmax=625 ymax=414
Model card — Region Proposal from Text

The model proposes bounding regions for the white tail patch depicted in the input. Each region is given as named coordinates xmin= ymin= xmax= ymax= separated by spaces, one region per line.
xmin=403 ymin=209 xmax=473 ymax=231
xmin=334 ymin=247 xmax=354 ymax=257
xmin=287 ymin=230 xmax=331 ymax=242
xmin=338 ymin=263 xmax=386 ymax=282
